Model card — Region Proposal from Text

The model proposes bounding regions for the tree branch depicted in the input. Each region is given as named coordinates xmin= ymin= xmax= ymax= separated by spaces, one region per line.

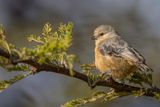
xmin=0 ymin=48 xmax=159 ymax=97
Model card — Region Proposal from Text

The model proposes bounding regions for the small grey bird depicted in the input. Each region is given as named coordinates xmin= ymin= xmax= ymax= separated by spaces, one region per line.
xmin=92 ymin=25 xmax=152 ymax=80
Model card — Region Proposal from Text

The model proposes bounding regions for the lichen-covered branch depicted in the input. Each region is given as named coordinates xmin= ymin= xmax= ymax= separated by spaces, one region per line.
xmin=0 ymin=47 xmax=159 ymax=97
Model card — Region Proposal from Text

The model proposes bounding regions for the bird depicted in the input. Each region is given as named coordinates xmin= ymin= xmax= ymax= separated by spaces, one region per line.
xmin=92 ymin=25 xmax=153 ymax=80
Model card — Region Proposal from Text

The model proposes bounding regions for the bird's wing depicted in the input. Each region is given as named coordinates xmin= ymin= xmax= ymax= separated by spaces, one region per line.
xmin=99 ymin=36 xmax=152 ymax=72
xmin=125 ymin=47 xmax=153 ymax=72
xmin=99 ymin=36 xmax=127 ymax=58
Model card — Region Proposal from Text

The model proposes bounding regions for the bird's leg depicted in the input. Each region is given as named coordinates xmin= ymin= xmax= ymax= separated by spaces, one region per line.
xmin=105 ymin=76 xmax=115 ymax=85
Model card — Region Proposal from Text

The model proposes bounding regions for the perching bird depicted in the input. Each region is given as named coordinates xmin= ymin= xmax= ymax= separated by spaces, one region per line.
xmin=92 ymin=25 xmax=153 ymax=80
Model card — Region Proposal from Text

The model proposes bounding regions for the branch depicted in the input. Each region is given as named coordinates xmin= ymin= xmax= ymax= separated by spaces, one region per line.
xmin=0 ymin=48 xmax=159 ymax=97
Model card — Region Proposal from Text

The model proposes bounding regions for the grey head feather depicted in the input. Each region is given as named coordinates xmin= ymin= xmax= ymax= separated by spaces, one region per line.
xmin=93 ymin=25 xmax=115 ymax=40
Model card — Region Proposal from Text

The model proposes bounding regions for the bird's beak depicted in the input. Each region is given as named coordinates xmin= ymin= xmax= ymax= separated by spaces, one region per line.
xmin=91 ymin=35 xmax=96 ymax=40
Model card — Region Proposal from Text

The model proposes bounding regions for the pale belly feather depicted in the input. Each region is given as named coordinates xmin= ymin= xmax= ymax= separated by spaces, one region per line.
xmin=95 ymin=48 xmax=137 ymax=79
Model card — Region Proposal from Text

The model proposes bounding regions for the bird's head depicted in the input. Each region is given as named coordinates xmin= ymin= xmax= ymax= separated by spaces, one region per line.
xmin=92 ymin=25 xmax=115 ymax=40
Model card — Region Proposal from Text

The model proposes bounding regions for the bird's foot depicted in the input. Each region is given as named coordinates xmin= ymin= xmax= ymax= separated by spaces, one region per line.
xmin=105 ymin=76 xmax=115 ymax=83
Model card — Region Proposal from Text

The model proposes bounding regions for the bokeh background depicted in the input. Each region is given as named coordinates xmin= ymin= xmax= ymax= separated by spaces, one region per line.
xmin=0 ymin=0 xmax=160 ymax=107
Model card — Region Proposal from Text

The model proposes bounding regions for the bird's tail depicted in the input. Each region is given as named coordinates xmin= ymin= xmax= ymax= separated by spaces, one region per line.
xmin=137 ymin=63 xmax=153 ymax=87
xmin=138 ymin=63 xmax=153 ymax=72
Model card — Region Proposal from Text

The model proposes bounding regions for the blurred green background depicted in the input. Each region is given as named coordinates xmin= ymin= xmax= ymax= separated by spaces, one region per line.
xmin=0 ymin=0 xmax=160 ymax=107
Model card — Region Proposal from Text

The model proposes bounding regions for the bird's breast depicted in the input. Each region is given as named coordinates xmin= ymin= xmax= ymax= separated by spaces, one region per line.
xmin=95 ymin=47 xmax=114 ymax=72
xmin=95 ymin=46 xmax=137 ymax=76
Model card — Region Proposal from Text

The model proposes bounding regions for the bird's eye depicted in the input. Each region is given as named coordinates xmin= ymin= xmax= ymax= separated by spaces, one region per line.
xmin=99 ymin=33 xmax=104 ymax=36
